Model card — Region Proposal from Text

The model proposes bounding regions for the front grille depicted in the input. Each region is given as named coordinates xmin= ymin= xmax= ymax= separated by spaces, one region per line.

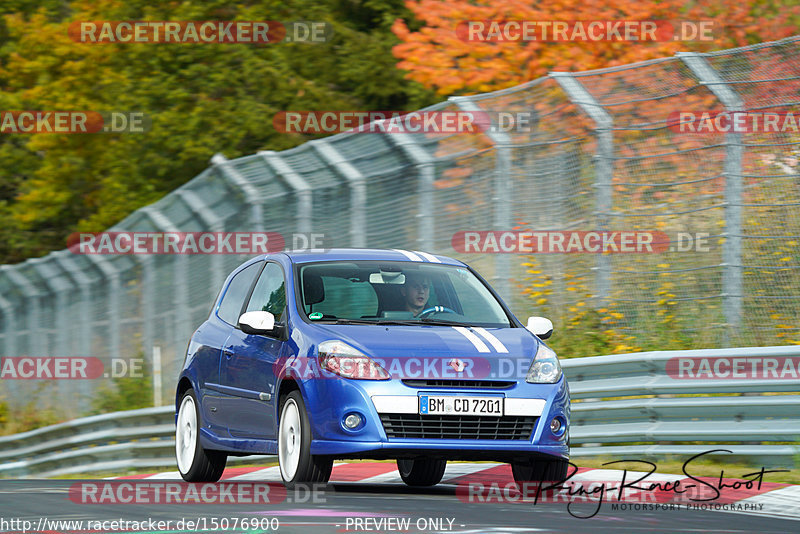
xmin=402 ymin=379 xmax=515 ymax=389
xmin=380 ymin=414 xmax=537 ymax=440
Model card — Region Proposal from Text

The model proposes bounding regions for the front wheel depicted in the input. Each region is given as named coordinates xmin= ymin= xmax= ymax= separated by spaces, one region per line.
xmin=511 ymin=456 xmax=569 ymax=483
xmin=176 ymin=390 xmax=227 ymax=482
xmin=397 ymin=458 xmax=447 ymax=486
xmin=278 ymin=391 xmax=333 ymax=488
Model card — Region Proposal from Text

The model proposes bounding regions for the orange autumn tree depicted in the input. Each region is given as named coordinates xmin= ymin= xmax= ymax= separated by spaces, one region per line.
xmin=392 ymin=0 xmax=800 ymax=96
xmin=392 ymin=0 xmax=800 ymax=352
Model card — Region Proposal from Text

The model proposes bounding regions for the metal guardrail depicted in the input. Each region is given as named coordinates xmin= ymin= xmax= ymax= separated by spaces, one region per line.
xmin=1 ymin=346 xmax=798 ymax=477
xmin=0 ymin=406 xmax=175 ymax=477
xmin=564 ymin=346 xmax=800 ymax=466
xmin=563 ymin=345 xmax=800 ymax=397
xmin=0 ymin=406 xmax=272 ymax=478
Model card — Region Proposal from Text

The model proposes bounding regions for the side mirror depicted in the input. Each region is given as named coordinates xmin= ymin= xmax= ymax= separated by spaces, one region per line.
xmin=526 ymin=316 xmax=554 ymax=339
xmin=239 ymin=311 xmax=278 ymax=336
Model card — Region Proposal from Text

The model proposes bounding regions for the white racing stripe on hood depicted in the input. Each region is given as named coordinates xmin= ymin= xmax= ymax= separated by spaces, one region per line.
xmin=414 ymin=251 xmax=441 ymax=263
xmin=392 ymin=249 xmax=423 ymax=261
xmin=472 ymin=327 xmax=509 ymax=353
xmin=452 ymin=326 xmax=490 ymax=353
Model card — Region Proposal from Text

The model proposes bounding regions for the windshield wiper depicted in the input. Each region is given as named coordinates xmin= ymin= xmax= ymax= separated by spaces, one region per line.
xmin=378 ymin=318 xmax=474 ymax=327
xmin=312 ymin=318 xmax=380 ymax=325
xmin=330 ymin=318 xmax=381 ymax=325
xmin=320 ymin=318 xmax=450 ymax=326
xmin=419 ymin=317 xmax=473 ymax=326
xmin=317 ymin=317 xmax=489 ymax=327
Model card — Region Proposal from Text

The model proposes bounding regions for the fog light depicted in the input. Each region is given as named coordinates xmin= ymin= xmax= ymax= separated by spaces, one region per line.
xmin=550 ymin=417 xmax=562 ymax=434
xmin=344 ymin=413 xmax=362 ymax=429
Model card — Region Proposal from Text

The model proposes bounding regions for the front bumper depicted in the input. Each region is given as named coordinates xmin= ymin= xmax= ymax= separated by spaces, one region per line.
xmin=309 ymin=439 xmax=569 ymax=461
xmin=298 ymin=375 xmax=570 ymax=461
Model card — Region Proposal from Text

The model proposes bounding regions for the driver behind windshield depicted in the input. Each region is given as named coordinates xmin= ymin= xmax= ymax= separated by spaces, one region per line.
xmin=400 ymin=272 xmax=431 ymax=317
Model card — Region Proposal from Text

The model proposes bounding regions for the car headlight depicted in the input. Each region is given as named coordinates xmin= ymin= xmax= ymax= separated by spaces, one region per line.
xmin=525 ymin=343 xmax=562 ymax=383
xmin=318 ymin=340 xmax=390 ymax=380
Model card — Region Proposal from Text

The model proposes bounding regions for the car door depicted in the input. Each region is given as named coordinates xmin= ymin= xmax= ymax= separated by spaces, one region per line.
xmin=220 ymin=261 xmax=287 ymax=440
xmin=202 ymin=260 xmax=262 ymax=432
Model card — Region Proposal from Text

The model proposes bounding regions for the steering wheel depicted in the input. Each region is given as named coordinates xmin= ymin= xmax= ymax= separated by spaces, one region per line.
xmin=418 ymin=305 xmax=457 ymax=318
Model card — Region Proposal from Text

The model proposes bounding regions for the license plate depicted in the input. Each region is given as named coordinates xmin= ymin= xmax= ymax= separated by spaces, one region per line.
xmin=419 ymin=395 xmax=503 ymax=416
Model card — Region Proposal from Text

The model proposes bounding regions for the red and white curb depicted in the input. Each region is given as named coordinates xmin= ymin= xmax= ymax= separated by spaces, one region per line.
xmin=112 ymin=462 xmax=800 ymax=521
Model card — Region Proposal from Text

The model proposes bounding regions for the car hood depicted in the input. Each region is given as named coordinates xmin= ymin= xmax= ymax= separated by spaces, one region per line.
xmin=308 ymin=323 xmax=541 ymax=380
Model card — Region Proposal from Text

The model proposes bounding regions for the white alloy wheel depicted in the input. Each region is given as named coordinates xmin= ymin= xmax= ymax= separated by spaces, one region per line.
xmin=279 ymin=398 xmax=302 ymax=481
xmin=176 ymin=394 xmax=198 ymax=474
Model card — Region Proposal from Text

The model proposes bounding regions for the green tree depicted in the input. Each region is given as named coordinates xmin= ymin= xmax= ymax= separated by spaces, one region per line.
xmin=0 ymin=0 xmax=436 ymax=263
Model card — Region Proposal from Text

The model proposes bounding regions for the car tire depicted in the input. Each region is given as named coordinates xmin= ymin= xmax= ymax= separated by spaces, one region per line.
xmin=511 ymin=456 xmax=569 ymax=483
xmin=397 ymin=458 xmax=447 ymax=487
xmin=278 ymin=391 xmax=333 ymax=488
xmin=176 ymin=389 xmax=227 ymax=482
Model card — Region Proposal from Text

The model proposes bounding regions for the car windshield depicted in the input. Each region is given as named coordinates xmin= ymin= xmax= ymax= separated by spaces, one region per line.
xmin=297 ymin=261 xmax=512 ymax=328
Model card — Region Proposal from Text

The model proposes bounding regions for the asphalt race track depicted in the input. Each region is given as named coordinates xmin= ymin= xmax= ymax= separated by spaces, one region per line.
xmin=1 ymin=462 xmax=798 ymax=534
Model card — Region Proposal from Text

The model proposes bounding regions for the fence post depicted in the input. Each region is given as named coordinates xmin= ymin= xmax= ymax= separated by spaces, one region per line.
xmin=0 ymin=266 xmax=41 ymax=357
xmin=449 ymin=96 xmax=513 ymax=301
xmin=143 ymin=207 xmax=190 ymax=374
xmin=83 ymin=255 xmax=121 ymax=363
xmin=211 ymin=153 xmax=264 ymax=231
xmin=678 ymin=52 xmax=743 ymax=342
xmin=311 ymin=139 xmax=367 ymax=248
xmin=551 ymin=72 xmax=613 ymax=306
xmin=259 ymin=150 xmax=313 ymax=240
xmin=174 ymin=189 xmax=227 ymax=297
xmin=30 ymin=258 xmax=71 ymax=355
xmin=134 ymin=254 xmax=153 ymax=374
xmin=0 ymin=291 xmax=17 ymax=404
xmin=30 ymin=258 xmax=74 ymax=411
xmin=152 ymin=345 xmax=162 ymax=407
xmin=54 ymin=252 xmax=94 ymax=410
xmin=0 ymin=293 xmax=15 ymax=357
xmin=387 ymin=133 xmax=436 ymax=252
xmin=54 ymin=253 xmax=93 ymax=362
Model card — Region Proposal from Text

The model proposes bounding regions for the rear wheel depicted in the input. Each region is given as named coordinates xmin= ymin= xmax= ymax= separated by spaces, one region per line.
xmin=397 ymin=458 xmax=447 ymax=487
xmin=176 ymin=390 xmax=227 ymax=482
xmin=278 ymin=391 xmax=333 ymax=488
xmin=511 ymin=456 xmax=569 ymax=483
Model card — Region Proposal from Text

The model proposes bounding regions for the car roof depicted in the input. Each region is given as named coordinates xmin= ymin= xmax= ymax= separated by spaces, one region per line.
xmin=271 ymin=248 xmax=465 ymax=266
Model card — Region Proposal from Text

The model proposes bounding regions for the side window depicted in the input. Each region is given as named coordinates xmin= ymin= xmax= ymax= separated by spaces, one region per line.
xmin=246 ymin=262 xmax=286 ymax=322
xmin=217 ymin=262 xmax=262 ymax=325
xmin=311 ymin=276 xmax=378 ymax=318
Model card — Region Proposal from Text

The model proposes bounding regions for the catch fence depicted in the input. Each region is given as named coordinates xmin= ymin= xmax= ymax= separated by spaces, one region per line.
xmin=1 ymin=36 xmax=799 ymax=413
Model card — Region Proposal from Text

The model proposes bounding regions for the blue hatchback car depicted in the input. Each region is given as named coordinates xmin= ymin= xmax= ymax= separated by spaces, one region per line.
xmin=175 ymin=249 xmax=569 ymax=487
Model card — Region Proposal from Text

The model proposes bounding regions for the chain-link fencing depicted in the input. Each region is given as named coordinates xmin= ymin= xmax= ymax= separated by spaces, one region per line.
xmin=1 ymin=36 xmax=799 ymax=414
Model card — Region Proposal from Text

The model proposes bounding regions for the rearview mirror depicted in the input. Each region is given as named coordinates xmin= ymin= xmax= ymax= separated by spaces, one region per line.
xmin=369 ymin=272 xmax=406 ymax=284
xmin=526 ymin=316 xmax=553 ymax=339
xmin=239 ymin=310 xmax=277 ymax=335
